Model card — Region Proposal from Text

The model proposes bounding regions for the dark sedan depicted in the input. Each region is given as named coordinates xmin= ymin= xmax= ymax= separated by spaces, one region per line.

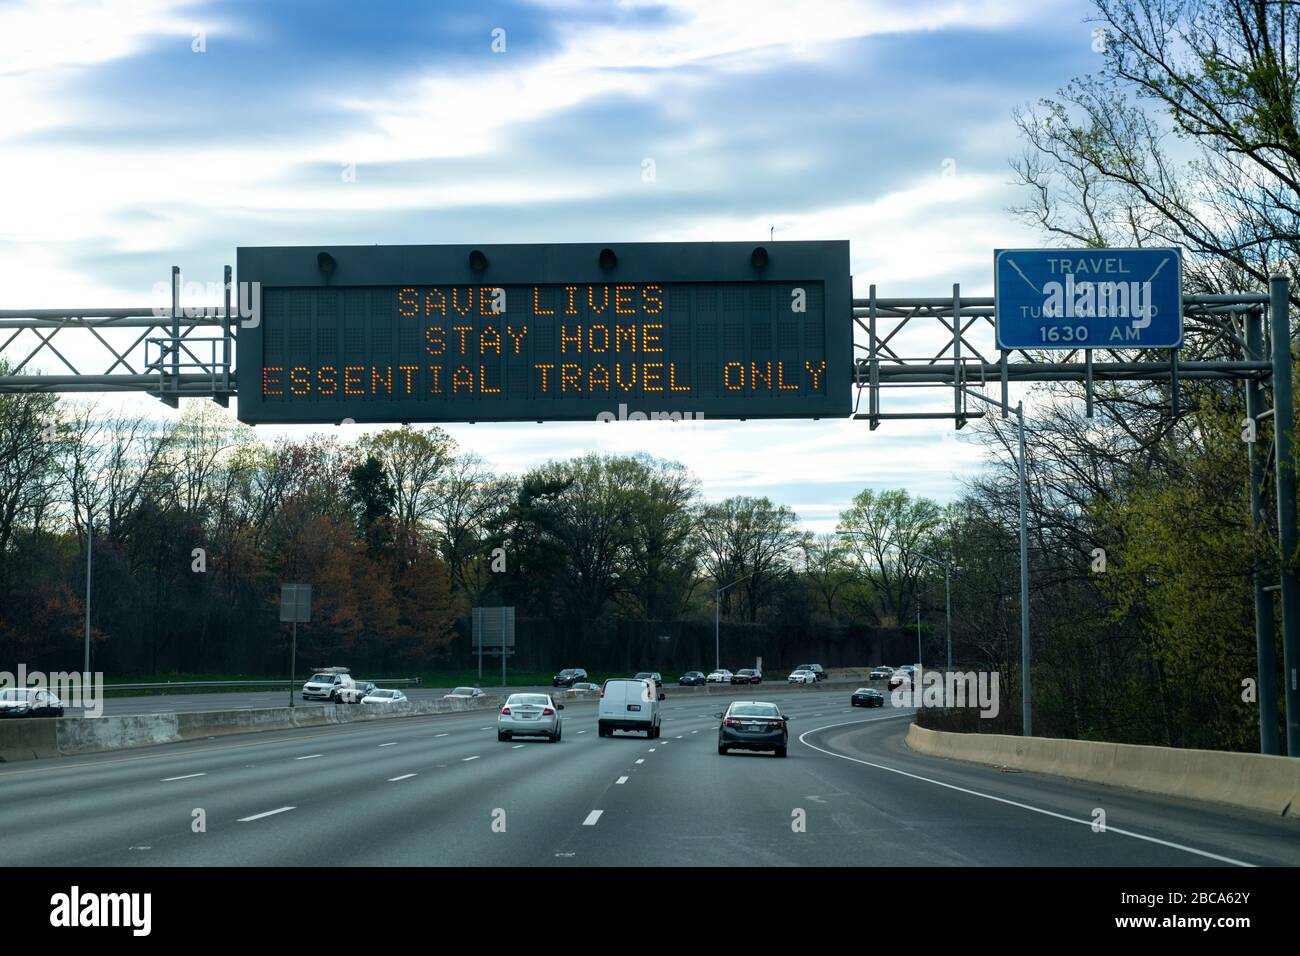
xmin=0 ymin=688 xmax=64 ymax=718
xmin=717 ymin=701 xmax=790 ymax=757
xmin=679 ymin=671 xmax=707 ymax=686
xmin=851 ymin=687 xmax=885 ymax=708
xmin=730 ymin=668 xmax=762 ymax=685
xmin=552 ymin=668 xmax=588 ymax=688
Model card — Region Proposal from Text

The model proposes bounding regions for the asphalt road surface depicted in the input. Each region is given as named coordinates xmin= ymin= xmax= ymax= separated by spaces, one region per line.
xmin=4 ymin=690 xmax=1297 ymax=866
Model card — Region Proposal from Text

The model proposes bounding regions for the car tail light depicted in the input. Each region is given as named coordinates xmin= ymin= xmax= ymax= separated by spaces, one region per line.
xmin=501 ymin=706 xmax=511 ymax=715
xmin=542 ymin=707 xmax=555 ymax=715
xmin=768 ymin=720 xmax=783 ymax=728
xmin=723 ymin=717 xmax=742 ymax=727
xmin=599 ymin=685 xmax=605 ymax=698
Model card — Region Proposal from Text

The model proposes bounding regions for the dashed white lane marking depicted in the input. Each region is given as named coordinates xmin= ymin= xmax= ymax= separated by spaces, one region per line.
xmin=435 ymin=733 xmax=449 ymax=737
xmin=797 ymin=715 xmax=1255 ymax=869
xmin=162 ymin=773 xmax=205 ymax=782
xmin=648 ymin=748 xmax=656 ymax=752
xmin=576 ymin=730 xmax=586 ymax=734
xmin=238 ymin=806 xmax=295 ymax=822
xmin=635 ymin=758 xmax=645 ymax=765
xmin=295 ymin=754 xmax=323 ymax=761
xmin=691 ymin=730 xmax=699 ymax=734
xmin=462 ymin=755 xmax=480 ymax=762
xmin=675 ymin=735 xmax=684 ymax=739
xmin=512 ymin=744 xmax=525 ymax=749
xmin=481 ymin=727 xmax=492 ymax=730
xmin=616 ymin=776 xmax=629 ymax=784
xmin=582 ymin=810 xmax=603 ymax=826
xmin=378 ymin=742 xmax=397 ymax=748
xmin=388 ymin=773 xmax=416 ymax=782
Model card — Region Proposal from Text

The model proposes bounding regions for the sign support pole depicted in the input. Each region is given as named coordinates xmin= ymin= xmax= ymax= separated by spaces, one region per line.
xmin=1246 ymin=307 xmax=1280 ymax=754
xmin=1271 ymin=274 xmax=1299 ymax=755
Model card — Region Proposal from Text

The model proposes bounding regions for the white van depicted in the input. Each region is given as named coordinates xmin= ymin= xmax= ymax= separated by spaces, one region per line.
xmin=598 ymin=678 xmax=664 ymax=738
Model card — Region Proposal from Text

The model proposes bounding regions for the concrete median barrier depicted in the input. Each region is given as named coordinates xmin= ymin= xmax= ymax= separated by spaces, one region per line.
xmin=0 ymin=694 xmax=510 ymax=763
xmin=0 ymin=718 xmax=60 ymax=761
xmin=906 ymin=724 xmax=1300 ymax=819
xmin=56 ymin=713 xmax=180 ymax=756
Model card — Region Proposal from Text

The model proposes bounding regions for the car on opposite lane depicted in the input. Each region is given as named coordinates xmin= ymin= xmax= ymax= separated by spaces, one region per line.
xmin=361 ymin=688 xmax=408 ymax=704
xmin=788 ymin=669 xmax=817 ymax=684
xmin=851 ymin=687 xmax=885 ymax=707
xmin=552 ymin=668 xmax=588 ymax=688
xmin=717 ymin=700 xmax=791 ymax=757
xmin=634 ymin=671 xmax=663 ymax=688
xmin=570 ymin=682 xmax=600 ymax=692
xmin=794 ymin=663 xmax=827 ymax=681
xmin=731 ymin=668 xmax=761 ymax=685
xmin=706 ymin=669 xmax=733 ymax=683
xmin=869 ymin=666 xmax=894 ymax=680
xmin=497 ymin=693 xmax=564 ymax=742
xmin=444 ymin=686 xmax=485 ymax=700
xmin=679 ymin=671 xmax=707 ymax=686
xmin=0 ymin=688 xmax=64 ymax=718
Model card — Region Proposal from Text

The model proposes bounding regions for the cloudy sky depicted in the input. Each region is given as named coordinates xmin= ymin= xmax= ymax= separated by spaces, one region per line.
xmin=0 ymin=0 xmax=1103 ymax=530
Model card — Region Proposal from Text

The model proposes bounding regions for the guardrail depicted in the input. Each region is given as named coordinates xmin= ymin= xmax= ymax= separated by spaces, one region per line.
xmin=102 ymin=678 xmax=423 ymax=692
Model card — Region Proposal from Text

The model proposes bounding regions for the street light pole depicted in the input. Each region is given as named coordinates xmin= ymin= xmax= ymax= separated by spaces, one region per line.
xmin=84 ymin=507 xmax=93 ymax=675
xmin=715 ymin=574 xmax=752 ymax=672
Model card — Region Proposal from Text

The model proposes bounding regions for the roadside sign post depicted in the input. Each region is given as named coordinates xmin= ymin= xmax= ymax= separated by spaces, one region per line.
xmin=472 ymin=607 xmax=515 ymax=687
xmin=280 ymin=584 xmax=311 ymax=708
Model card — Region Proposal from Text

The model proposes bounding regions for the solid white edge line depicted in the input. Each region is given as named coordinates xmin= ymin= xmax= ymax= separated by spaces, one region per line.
xmin=462 ymin=755 xmax=480 ymax=761
xmin=388 ymin=773 xmax=416 ymax=782
xmin=582 ymin=810 xmax=603 ymax=826
xmin=161 ymin=773 xmax=206 ymax=782
xmin=294 ymin=754 xmax=323 ymax=760
xmin=378 ymin=742 xmax=397 ymax=747
xmin=238 ymin=806 xmax=295 ymax=822
xmin=512 ymin=744 xmax=525 ymax=749
xmin=797 ymin=714 xmax=1255 ymax=868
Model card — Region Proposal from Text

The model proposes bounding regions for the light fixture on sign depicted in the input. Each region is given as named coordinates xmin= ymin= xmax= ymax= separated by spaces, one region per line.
xmin=468 ymin=250 xmax=489 ymax=272
xmin=598 ymin=247 xmax=618 ymax=270
xmin=317 ymin=252 xmax=336 ymax=275
xmin=750 ymin=246 xmax=769 ymax=269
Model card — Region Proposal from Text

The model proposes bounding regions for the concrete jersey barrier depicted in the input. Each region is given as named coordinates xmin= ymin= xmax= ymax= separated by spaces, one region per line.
xmin=0 ymin=693 xmax=510 ymax=763
xmin=906 ymin=723 xmax=1300 ymax=819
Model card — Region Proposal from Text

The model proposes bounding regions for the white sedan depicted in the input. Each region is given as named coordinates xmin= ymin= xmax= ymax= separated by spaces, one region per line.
xmin=787 ymin=670 xmax=817 ymax=684
xmin=497 ymin=693 xmax=564 ymax=742
xmin=706 ymin=670 xmax=733 ymax=683
xmin=361 ymin=689 xmax=407 ymax=704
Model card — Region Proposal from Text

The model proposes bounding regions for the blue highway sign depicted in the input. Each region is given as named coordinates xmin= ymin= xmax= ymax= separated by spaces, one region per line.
xmin=995 ymin=247 xmax=1183 ymax=350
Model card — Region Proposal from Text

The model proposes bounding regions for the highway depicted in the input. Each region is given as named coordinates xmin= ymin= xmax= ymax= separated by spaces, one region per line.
xmin=3 ymin=689 xmax=1297 ymax=866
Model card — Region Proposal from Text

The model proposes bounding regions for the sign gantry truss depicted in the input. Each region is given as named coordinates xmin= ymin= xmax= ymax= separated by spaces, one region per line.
xmin=0 ymin=266 xmax=237 ymax=406
xmin=854 ymin=285 xmax=1275 ymax=428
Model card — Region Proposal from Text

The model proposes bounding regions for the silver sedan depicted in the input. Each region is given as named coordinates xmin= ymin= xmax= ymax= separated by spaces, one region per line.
xmin=497 ymin=693 xmax=564 ymax=742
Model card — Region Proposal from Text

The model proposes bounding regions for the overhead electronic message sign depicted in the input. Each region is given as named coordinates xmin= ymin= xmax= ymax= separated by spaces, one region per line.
xmin=235 ymin=241 xmax=851 ymax=425
xmin=995 ymin=247 xmax=1183 ymax=350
